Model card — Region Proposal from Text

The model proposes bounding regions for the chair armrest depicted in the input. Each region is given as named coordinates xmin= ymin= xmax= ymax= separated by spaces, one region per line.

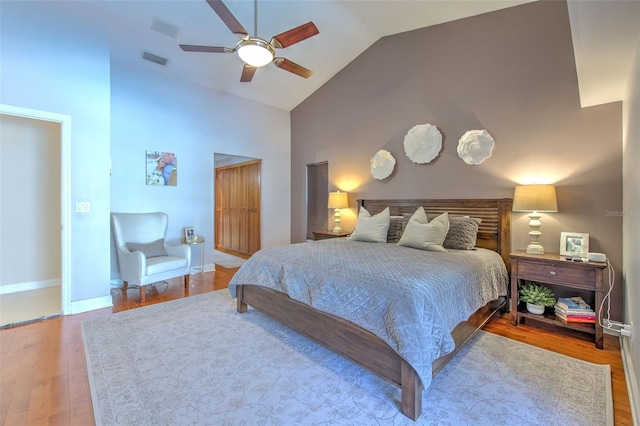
xmin=116 ymin=248 xmax=146 ymax=283
xmin=165 ymin=243 xmax=191 ymax=267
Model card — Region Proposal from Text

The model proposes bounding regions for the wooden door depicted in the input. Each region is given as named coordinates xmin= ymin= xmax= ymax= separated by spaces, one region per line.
xmin=215 ymin=159 xmax=261 ymax=258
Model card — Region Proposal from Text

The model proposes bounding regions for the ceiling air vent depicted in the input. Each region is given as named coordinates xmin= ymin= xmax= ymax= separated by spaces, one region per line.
xmin=142 ymin=51 xmax=168 ymax=66
xmin=151 ymin=17 xmax=180 ymax=39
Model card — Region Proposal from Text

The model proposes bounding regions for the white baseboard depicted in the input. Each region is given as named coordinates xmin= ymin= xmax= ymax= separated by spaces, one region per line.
xmin=620 ymin=335 xmax=639 ymax=426
xmin=0 ymin=278 xmax=61 ymax=295
xmin=70 ymin=295 xmax=112 ymax=314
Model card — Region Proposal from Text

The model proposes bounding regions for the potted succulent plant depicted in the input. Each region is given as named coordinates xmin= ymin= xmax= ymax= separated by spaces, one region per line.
xmin=519 ymin=282 xmax=556 ymax=314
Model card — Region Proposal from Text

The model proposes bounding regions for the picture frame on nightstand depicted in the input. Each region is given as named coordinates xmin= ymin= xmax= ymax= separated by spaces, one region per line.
xmin=560 ymin=232 xmax=589 ymax=257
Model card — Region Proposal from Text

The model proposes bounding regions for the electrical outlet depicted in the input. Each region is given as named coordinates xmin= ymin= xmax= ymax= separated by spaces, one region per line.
xmin=604 ymin=320 xmax=633 ymax=337
xmin=603 ymin=320 xmax=622 ymax=329
xmin=75 ymin=201 xmax=91 ymax=213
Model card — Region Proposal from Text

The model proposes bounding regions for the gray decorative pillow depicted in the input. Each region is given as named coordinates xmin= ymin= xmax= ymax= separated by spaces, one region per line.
xmin=443 ymin=216 xmax=482 ymax=250
xmin=386 ymin=216 xmax=406 ymax=244
xmin=126 ymin=239 xmax=168 ymax=258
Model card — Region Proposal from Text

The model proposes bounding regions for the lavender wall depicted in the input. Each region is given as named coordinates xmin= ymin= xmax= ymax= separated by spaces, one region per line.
xmin=291 ymin=1 xmax=623 ymax=318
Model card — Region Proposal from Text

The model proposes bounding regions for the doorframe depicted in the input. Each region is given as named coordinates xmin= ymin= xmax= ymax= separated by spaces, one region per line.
xmin=0 ymin=104 xmax=72 ymax=315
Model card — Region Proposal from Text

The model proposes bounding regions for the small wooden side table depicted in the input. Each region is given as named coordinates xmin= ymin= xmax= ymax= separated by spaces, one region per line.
xmin=312 ymin=230 xmax=350 ymax=241
xmin=510 ymin=250 xmax=607 ymax=349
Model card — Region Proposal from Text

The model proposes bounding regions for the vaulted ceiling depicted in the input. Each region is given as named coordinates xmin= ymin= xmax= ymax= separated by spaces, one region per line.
xmin=67 ymin=0 xmax=639 ymax=111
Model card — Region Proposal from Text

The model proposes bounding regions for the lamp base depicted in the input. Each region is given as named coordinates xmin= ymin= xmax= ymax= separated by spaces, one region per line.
xmin=526 ymin=244 xmax=545 ymax=255
xmin=526 ymin=211 xmax=544 ymax=255
xmin=332 ymin=208 xmax=342 ymax=234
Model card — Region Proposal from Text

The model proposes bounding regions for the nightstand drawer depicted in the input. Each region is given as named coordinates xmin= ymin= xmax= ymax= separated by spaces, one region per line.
xmin=517 ymin=260 xmax=595 ymax=287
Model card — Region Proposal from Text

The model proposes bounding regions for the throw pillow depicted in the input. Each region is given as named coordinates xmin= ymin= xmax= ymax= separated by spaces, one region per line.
xmin=349 ymin=206 xmax=390 ymax=243
xmin=126 ymin=239 xmax=168 ymax=258
xmin=387 ymin=216 xmax=406 ymax=244
xmin=397 ymin=211 xmax=449 ymax=252
xmin=444 ymin=216 xmax=482 ymax=250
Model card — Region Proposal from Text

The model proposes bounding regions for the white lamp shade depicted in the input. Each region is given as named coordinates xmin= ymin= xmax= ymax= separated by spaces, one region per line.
xmin=513 ymin=185 xmax=558 ymax=212
xmin=327 ymin=191 xmax=348 ymax=209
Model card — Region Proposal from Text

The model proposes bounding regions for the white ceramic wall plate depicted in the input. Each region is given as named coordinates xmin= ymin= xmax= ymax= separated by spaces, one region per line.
xmin=370 ymin=149 xmax=396 ymax=180
xmin=403 ymin=124 xmax=442 ymax=164
xmin=457 ymin=129 xmax=495 ymax=165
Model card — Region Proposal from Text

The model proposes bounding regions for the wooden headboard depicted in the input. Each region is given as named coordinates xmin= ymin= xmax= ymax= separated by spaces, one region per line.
xmin=358 ymin=198 xmax=513 ymax=271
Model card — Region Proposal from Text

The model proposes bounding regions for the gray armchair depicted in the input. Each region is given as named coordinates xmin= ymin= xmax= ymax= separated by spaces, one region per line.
xmin=111 ymin=212 xmax=191 ymax=302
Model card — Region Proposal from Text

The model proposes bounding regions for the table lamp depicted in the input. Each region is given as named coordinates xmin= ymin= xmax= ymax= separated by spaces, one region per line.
xmin=513 ymin=184 xmax=558 ymax=254
xmin=327 ymin=191 xmax=349 ymax=233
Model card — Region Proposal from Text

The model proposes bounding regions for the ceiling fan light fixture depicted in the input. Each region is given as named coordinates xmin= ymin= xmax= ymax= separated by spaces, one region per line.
xmin=237 ymin=38 xmax=274 ymax=67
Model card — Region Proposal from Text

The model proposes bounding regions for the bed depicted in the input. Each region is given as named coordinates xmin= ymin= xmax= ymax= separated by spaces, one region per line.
xmin=228 ymin=198 xmax=512 ymax=420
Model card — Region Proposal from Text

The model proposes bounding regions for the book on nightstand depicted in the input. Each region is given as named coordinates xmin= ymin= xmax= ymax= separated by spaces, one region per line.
xmin=555 ymin=296 xmax=596 ymax=324
xmin=556 ymin=296 xmax=591 ymax=311
xmin=556 ymin=315 xmax=596 ymax=324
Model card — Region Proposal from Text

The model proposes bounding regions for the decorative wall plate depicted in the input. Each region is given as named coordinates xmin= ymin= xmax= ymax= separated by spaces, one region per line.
xmin=403 ymin=124 xmax=442 ymax=164
xmin=370 ymin=149 xmax=396 ymax=180
xmin=457 ymin=129 xmax=495 ymax=165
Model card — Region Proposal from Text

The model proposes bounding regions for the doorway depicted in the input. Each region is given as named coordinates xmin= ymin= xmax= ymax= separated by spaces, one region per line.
xmin=306 ymin=161 xmax=329 ymax=240
xmin=0 ymin=104 xmax=71 ymax=324
xmin=214 ymin=154 xmax=261 ymax=259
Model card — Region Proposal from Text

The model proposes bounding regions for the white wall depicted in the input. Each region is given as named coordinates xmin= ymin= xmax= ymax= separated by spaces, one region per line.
xmin=1 ymin=1 xmax=111 ymax=304
xmin=1 ymin=1 xmax=292 ymax=305
xmin=109 ymin=60 xmax=291 ymax=277
xmin=622 ymin=29 xmax=640 ymax=420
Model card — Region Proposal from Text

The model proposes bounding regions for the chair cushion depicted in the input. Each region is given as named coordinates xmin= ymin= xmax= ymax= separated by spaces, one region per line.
xmin=126 ymin=239 xmax=168 ymax=258
xmin=146 ymin=256 xmax=188 ymax=275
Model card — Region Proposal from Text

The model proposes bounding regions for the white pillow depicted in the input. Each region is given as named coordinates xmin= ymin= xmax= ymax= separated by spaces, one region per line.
xmin=348 ymin=206 xmax=390 ymax=243
xmin=397 ymin=210 xmax=449 ymax=252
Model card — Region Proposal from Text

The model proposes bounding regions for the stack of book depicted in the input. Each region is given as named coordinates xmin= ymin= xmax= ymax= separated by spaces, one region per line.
xmin=554 ymin=297 xmax=596 ymax=324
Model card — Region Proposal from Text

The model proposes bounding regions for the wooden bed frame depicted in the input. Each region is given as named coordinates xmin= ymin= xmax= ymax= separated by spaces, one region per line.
xmin=235 ymin=198 xmax=513 ymax=420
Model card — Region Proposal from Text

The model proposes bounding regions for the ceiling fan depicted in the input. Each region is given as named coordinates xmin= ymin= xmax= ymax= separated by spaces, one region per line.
xmin=180 ymin=0 xmax=319 ymax=82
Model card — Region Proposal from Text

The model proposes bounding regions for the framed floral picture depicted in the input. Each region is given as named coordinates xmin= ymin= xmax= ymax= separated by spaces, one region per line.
xmin=560 ymin=232 xmax=589 ymax=257
xmin=146 ymin=150 xmax=177 ymax=186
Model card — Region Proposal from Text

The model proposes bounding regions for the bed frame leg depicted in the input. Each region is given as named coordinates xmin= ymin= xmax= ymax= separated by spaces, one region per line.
xmin=400 ymin=360 xmax=422 ymax=420
xmin=236 ymin=286 xmax=248 ymax=313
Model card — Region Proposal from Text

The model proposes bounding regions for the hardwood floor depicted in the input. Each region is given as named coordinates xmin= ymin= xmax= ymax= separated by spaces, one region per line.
xmin=1 ymin=268 xmax=632 ymax=425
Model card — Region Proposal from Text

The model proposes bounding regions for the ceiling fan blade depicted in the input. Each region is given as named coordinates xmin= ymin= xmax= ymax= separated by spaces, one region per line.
xmin=206 ymin=0 xmax=248 ymax=37
xmin=270 ymin=22 xmax=319 ymax=49
xmin=274 ymin=58 xmax=313 ymax=78
xmin=180 ymin=44 xmax=234 ymax=53
xmin=240 ymin=65 xmax=257 ymax=82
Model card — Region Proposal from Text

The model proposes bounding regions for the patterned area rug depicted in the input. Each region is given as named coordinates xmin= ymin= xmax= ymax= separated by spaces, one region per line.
xmin=82 ymin=291 xmax=613 ymax=425
xmin=213 ymin=250 xmax=246 ymax=268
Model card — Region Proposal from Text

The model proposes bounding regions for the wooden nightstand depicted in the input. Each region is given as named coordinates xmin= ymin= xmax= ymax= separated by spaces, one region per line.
xmin=510 ymin=250 xmax=607 ymax=349
xmin=312 ymin=230 xmax=350 ymax=241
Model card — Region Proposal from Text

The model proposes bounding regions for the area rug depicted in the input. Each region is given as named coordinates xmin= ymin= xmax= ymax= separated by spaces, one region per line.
xmin=213 ymin=250 xmax=246 ymax=268
xmin=82 ymin=291 xmax=613 ymax=425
